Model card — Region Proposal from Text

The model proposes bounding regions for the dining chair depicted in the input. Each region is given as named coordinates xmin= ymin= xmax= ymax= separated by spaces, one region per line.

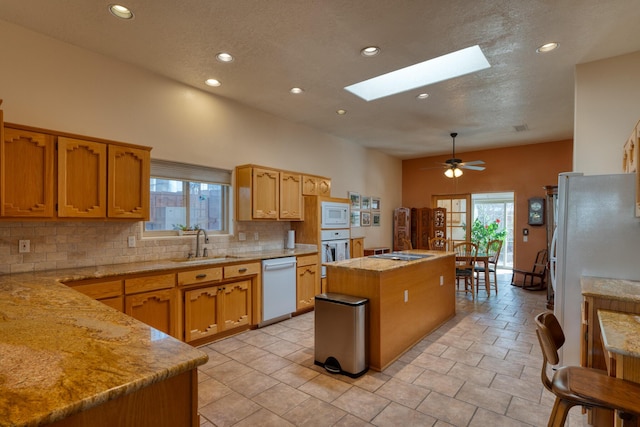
xmin=428 ymin=237 xmax=449 ymax=251
xmin=535 ymin=312 xmax=640 ymax=427
xmin=474 ymin=239 xmax=502 ymax=295
xmin=453 ymin=242 xmax=477 ymax=299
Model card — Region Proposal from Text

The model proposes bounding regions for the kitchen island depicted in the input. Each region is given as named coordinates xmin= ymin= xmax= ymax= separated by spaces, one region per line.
xmin=325 ymin=250 xmax=455 ymax=371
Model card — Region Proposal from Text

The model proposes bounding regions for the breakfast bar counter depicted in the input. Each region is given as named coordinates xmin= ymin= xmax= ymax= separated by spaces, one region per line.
xmin=325 ymin=250 xmax=456 ymax=371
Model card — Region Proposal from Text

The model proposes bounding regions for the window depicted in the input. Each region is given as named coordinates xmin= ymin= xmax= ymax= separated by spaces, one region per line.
xmin=471 ymin=192 xmax=514 ymax=268
xmin=144 ymin=160 xmax=231 ymax=236
xmin=433 ymin=194 xmax=472 ymax=244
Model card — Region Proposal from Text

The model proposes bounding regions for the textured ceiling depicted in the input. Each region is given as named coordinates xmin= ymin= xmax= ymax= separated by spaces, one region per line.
xmin=1 ymin=0 xmax=639 ymax=159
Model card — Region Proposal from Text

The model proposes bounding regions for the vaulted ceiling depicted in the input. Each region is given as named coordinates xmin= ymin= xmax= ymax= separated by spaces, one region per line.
xmin=1 ymin=1 xmax=639 ymax=159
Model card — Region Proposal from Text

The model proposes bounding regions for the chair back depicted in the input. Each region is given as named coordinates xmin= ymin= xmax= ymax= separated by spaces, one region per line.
xmin=534 ymin=312 xmax=566 ymax=391
xmin=454 ymin=242 xmax=478 ymax=268
xmin=532 ymin=249 xmax=548 ymax=274
xmin=429 ymin=237 xmax=448 ymax=251
xmin=486 ymin=239 xmax=503 ymax=265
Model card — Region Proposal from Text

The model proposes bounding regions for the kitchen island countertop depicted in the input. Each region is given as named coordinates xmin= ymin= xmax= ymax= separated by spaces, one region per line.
xmin=323 ymin=249 xmax=454 ymax=273
xmin=0 ymin=245 xmax=317 ymax=427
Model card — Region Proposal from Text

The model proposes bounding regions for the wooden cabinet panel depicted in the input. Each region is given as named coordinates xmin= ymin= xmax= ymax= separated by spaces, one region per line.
xmin=302 ymin=175 xmax=331 ymax=196
xmin=184 ymin=286 xmax=221 ymax=342
xmin=177 ymin=267 xmax=223 ymax=286
xmin=125 ymin=288 xmax=177 ymax=338
xmin=280 ymin=172 xmax=303 ymax=220
xmin=58 ymin=137 xmax=107 ymax=218
xmin=317 ymin=178 xmax=331 ymax=196
xmin=350 ymin=237 xmax=364 ymax=258
xmin=223 ymin=262 xmax=260 ymax=279
xmin=73 ymin=280 xmax=123 ymax=300
xmin=125 ymin=274 xmax=175 ymax=295
xmin=252 ymin=167 xmax=279 ymax=219
xmin=1 ymin=127 xmax=55 ymax=217
xmin=221 ymin=280 xmax=251 ymax=330
xmin=108 ymin=145 xmax=150 ymax=219
xmin=296 ymin=254 xmax=319 ymax=311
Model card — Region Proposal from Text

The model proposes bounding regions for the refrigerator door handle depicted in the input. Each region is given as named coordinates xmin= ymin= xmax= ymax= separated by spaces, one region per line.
xmin=549 ymin=227 xmax=558 ymax=291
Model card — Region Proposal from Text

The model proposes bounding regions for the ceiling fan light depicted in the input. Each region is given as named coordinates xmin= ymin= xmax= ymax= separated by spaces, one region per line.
xmin=444 ymin=168 xmax=454 ymax=178
xmin=454 ymin=168 xmax=463 ymax=177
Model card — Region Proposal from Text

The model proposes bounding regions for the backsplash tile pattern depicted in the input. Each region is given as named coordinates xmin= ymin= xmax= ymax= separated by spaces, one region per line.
xmin=0 ymin=221 xmax=294 ymax=274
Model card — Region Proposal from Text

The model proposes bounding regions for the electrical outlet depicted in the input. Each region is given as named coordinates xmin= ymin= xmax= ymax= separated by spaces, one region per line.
xmin=127 ymin=235 xmax=136 ymax=248
xmin=254 ymin=232 xmax=259 ymax=241
xmin=238 ymin=232 xmax=246 ymax=241
xmin=404 ymin=289 xmax=408 ymax=303
xmin=440 ymin=275 xmax=444 ymax=286
xmin=19 ymin=240 xmax=30 ymax=253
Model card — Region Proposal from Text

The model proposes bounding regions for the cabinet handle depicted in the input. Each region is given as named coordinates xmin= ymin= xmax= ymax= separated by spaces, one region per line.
xmin=238 ymin=268 xmax=248 ymax=273
xmin=196 ymin=274 xmax=207 ymax=279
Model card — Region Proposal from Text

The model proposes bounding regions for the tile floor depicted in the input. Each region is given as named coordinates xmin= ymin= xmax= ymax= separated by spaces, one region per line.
xmin=197 ymin=273 xmax=589 ymax=426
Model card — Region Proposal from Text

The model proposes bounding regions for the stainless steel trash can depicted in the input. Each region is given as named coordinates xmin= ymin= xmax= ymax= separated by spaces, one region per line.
xmin=314 ymin=293 xmax=369 ymax=378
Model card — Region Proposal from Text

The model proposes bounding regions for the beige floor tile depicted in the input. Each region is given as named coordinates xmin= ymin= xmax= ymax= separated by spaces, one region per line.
xmin=198 ymin=377 xmax=233 ymax=406
xmin=455 ymin=381 xmax=512 ymax=414
xmin=469 ymin=407 xmax=533 ymax=426
xmin=298 ymin=372 xmax=353 ymax=403
xmin=270 ymin=362 xmax=320 ymax=387
xmin=252 ymin=382 xmax=311 ymax=415
xmin=371 ymin=401 xmax=437 ymax=426
xmin=412 ymin=369 xmax=464 ymax=397
xmin=333 ymin=413 xmax=374 ymax=426
xmin=417 ymin=391 xmax=477 ymax=427
xmin=331 ymin=386 xmax=390 ymax=422
xmin=412 ymin=352 xmax=457 ymax=373
xmin=226 ymin=343 xmax=270 ymax=364
xmin=440 ymin=346 xmax=484 ymax=366
xmin=227 ymin=370 xmax=279 ymax=398
xmin=282 ymin=396 xmax=347 ymax=426
xmin=490 ymin=373 xmax=544 ymax=403
xmin=375 ymin=378 xmax=430 ymax=409
xmin=249 ymin=352 xmax=293 ymax=374
xmin=232 ymin=407 xmax=295 ymax=427
xmin=262 ymin=338 xmax=304 ymax=357
xmin=447 ymin=362 xmax=496 ymax=387
xmin=205 ymin=359 xmax=255 ymax=384
xmin=199 ymin=391 xmax=261 ymax=427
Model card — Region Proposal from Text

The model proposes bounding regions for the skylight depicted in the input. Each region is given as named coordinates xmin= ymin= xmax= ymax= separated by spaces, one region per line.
xmin=344 ymin=45 xmax=491 ymax=101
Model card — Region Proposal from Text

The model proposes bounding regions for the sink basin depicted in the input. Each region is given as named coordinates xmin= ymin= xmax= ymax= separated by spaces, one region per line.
xmin=170 ymin=255 xmax=241 ymax=263
xmin=369 ymin=252 xmax=433 ymax=261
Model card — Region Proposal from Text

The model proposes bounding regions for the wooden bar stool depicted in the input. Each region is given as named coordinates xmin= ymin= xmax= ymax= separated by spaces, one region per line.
xmin=535 ymin=312 xmax=640 ymax=427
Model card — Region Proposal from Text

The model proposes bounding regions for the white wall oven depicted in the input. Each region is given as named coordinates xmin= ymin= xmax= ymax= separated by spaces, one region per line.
xmin=320 ymin=229 xmax=350 ymax=277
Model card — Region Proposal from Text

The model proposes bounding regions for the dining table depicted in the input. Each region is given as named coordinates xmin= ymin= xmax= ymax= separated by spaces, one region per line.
xmin=455 ymin=251 xmax=491 ymax=295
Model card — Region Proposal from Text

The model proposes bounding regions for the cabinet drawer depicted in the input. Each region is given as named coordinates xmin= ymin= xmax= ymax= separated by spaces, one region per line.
xmin=297 ymin=254 xmax=318 ymax=267
xmin=224 ymin=262 xmax=260 ymax=279
xmin=72 ymin=280 xmax=123 ymax=299
xmin=177 ymin=268 xmax=223 ymax=286
xmin=125 ymin=273 xmax=175 ymax=295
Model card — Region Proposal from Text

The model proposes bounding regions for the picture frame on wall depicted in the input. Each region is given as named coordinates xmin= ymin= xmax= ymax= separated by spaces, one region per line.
xmin=350 ymin=210 xmax=361 ymax=227
xmin=361 ymin=196 xmax=371 ymax=211
xmin=361 ymin=212 xmax=371 ymax=227
xmin=372 ymin=212 xmax=381 ymax=226
xmin=371 ymin=197 xmax=380 ymax=211
xmin=348 ymin=192 xmax=360 ymax=210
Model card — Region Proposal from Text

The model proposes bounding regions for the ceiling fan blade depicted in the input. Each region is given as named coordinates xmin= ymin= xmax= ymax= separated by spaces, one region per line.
xmin=460 ymin=160 xmax=485 ymax=166
xmin=460 ymin=164 xmax=485 ymax=171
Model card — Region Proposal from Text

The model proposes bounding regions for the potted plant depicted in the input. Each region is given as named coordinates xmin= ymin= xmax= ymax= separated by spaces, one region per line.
xmin=173 ymin=224 xmax=201 ymax=235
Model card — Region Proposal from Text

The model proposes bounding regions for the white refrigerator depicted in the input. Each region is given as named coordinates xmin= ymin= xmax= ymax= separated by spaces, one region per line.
xmin=551 ymin=172 xmax=640 ymax=366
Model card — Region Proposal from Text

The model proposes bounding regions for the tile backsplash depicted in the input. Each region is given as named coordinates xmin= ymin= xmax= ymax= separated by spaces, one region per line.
xmin=0 ymin=221 xmax=294 ymax=274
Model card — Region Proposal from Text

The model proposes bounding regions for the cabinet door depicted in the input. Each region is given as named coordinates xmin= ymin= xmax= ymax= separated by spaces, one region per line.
xmin=317 ymin=178 xmax=331 ymax=196
xmin=184 ymin=286 xmax=221 ymax=342
xmin=221 ymin=279 xmax=251 ymax=330
xmin=350 ymin=238 xmax=364 ymax=258
xmin=1 ymin=127 xmax=55 ymax=217
xmin=58 ymin=137 xmax=107 ymax=218
xmin=280 ymin=172 xmax=303 ymax=220
xmin=252 ymin=168 xmax=279 ymax=219
xmin=302 ymin=175 xmax=318 ymax=195
xmin=108 ymin=145 xmax=150 ymax=219
xmin=125 ymin=288 xmax=177 ymax=338
xmin=296 ymin=264 xmax=319 ymax=310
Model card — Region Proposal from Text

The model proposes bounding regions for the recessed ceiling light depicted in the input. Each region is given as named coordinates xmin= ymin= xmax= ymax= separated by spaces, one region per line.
xmin=290 ymin=87 xmax=304 ymax=94
xmin=416 ymin=93 xmax=429 ymax=100
xmin=345 ymin=45 xmax=491 ymax=101
xmin=536 ymin=42 xmax=559 ymax=53
xmin=108 ymin=4 xmax=134 ymax=19
xmin=336 ymin=109 xmax=347 ymax=115
xmin=216 ymin=52 xmax=234 ymax=63
xmin=205 ymin=79 xmax=221 ymax=87
xmin=361 ymin=46 xmax=381 ymax=57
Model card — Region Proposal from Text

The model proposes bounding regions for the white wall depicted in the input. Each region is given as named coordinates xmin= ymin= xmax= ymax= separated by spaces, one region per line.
xmin=574 ymin=51 xmax=640 ymax=174
xmin=0 ymin=19 xmax=401 ymax=271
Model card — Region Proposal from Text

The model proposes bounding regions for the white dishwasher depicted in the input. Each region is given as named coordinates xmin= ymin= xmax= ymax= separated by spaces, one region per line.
xmin=261 ymin=256 xmax=297 ymax=326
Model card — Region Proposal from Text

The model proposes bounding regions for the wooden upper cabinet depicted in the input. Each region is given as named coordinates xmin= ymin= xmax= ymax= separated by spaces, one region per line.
xmin=58 ymin=137 xmax=107 ymax=218
xmin=280 ymin=172 xmax=303 ymax=220
xmin=302 ymin=175 xmax=331 ymax=196
xmin=108 ymin=145 xmax=150 ymax=219
xmin=1 ymin=127 xmax=55 ymax=217
xmin=252 ymin=167 xmax=279 ymax=219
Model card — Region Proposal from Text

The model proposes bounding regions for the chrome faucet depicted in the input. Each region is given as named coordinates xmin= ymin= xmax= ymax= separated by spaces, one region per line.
xmin=195 ymin=228 xmax=209 ymax=258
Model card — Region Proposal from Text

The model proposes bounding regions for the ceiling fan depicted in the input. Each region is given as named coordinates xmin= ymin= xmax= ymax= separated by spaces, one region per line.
xmin=439 ymin=132 xmax=485 ymax=178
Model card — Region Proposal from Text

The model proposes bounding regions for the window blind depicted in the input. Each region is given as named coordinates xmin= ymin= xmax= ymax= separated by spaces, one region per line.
xmin=150 ymin=159 xmax=231 ymax=185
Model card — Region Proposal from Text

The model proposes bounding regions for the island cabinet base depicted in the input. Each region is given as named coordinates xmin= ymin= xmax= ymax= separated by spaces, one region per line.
xmin=48 ymin=369 xmax=199 ymax=427
xmin=326 ymin=253 xmax=455 ymax=371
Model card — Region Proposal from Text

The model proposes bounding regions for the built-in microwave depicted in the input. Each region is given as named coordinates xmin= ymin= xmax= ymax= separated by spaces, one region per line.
xmin=321 ymin=201 xmax=350 ymax=229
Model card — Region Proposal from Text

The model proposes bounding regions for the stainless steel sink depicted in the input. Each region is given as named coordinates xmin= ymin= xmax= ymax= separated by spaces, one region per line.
xmin=369 ymin=252 xmax=433 ymax=261
xmin=170 ymin=255 xmax=241 ymax=263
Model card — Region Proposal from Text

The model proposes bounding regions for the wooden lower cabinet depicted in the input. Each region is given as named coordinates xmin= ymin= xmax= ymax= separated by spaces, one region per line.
xmin=71 ymin=279 xmax=124 ymax=312
xmin=184 ymin=279 xmax=251 ymax=343
xmin=125 ymin=288 xmax=178 ymax=339
xmin=350 ymin=237 xmax=364 ymax=258
xmin=296 ymin=254 xmax=320 ymax=311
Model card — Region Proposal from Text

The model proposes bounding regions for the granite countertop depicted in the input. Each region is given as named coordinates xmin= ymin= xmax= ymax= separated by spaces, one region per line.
xmin=0 ymin=245 xmax=317 ymax=426
xmin=598 ymin=309 xmax=640 ymax=358
xmin=324 ymin=250 xmax=454 ymax=272
xmin=581 ymin=276 xmax=640 ymax=303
